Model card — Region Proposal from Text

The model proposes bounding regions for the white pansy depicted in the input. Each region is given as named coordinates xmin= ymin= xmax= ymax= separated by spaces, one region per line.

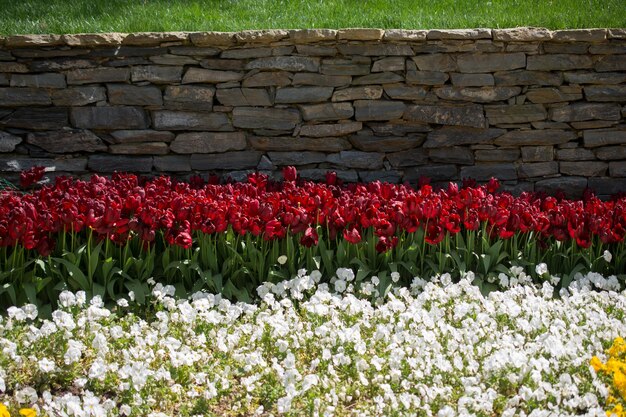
xmin=603 ymin=250 xmax=612 ymax=263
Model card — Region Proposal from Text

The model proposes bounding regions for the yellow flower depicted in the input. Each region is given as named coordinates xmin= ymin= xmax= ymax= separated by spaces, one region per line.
xmin=19 ymin=408 xmax=37 ymax=417
xmin=0 ymin=404 xmax=10 ymax=417
xmin=592 ymin=356 xmax=606 ymax=372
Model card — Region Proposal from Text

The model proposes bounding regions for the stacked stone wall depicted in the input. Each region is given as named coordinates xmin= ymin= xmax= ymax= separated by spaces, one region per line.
xmin=0 ymin=28 xmax=625 ymax=196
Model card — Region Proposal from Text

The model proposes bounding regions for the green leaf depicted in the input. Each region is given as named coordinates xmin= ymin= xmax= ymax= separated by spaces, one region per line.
xmin=52 ymin=257 xmax=91 ymax=291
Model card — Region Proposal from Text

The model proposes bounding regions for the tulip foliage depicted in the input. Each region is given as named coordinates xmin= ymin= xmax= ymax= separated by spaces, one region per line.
xmin=1 ymin=167 xmax=625 ymax=312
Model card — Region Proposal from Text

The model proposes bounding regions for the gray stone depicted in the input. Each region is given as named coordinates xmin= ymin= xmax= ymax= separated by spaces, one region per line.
xmin=550 ymin=103 xmax=621 ymax=122
xmin=256 ymin=155 xmax=274 ymax=170
xmin=494 ymin=130 xmax=576 ymax=146
xmin=11 ymin=48 xmax=87 ymax=59
xmin=0 ymin=156 xmax=87 ymax=172
xmin=412 ymin=54 xmax=456 ymax=72
xmin=571 ymin=121 xmax=619 ymax=129
xmin=71 ymin=107 xmax=149 ymax=130
xmin=609 ymin=162 xmax=626 ymax=177
xmin=191 ymin=151 xmax=262 ymax=170
xmin=104 ymin=57 xmax=150 ymax=68
xmin=368 ymin=120 xmax=432 ymax=135
xmin=295 ymin=44 xmax=337 ymax=56
xmin=10 ymin=73 xmax=66 ymax=88
xmin=169 ymin=46 xmax=220 ymax=56
xmin=267 ymin=151 xmax=327 ymax=165
xmin=404 ymin=165 xmax=458 ymax=182
xmin=0 ymin=88 xmax=51 ymax=106
xmin=149 ymin=54 xmax=198 ymax=66
xmin=358 ymin=171 xmax=403 ymax=183
xmin=583 ymin=129 xmax=626 ymax=147
xmin=429 ymin=147 xmax=474 ymax=164
xmin=153 ymin=155 xmax=191 ymax=171
xmin=485 ymin=104 xmax=547 ymax=124
xmin=131 ymin=65 xmax=183 ymax=83
xmin=67 ymin=68 xmax=130 ymax=85
xmin=521 ymin=146 xmax=554 ymax=162
xmin=383 ymin=84 xmax=429 ymax=101
xmin=299 ymin=122 xmax=362 ymax=137
xmin=30 ymin=59 xmax=95 ymax=72
xmin=474 ymin=149 xmax=520 ymax=162
xmin=386 ymin=148 xmax=429 ymax=167
xmin=109 ymin=142 xmax=169 ymax=155
xmin=0 ymin=74 xmax=7 ymax=86
xmin=372 ymin=57 xmax=405 ymax=72
xmin=608 ymin=29 xmax=626 ymax=39
xmin=434 ymin=86 xmax=521 ymax=102
xmin=535 ymin=177 xmax=588 ymax=198
xmin=292 ymin=73 xmax=350 ymax=87
xmin=424 ymin=126 xmax=506 ymax=148
xmin=560 ymin=161 xmax=607 ymax=177
xmin=406 ymin=71 xmax=449 ymax=85
xmin=349 ymin=135 xmax=421 ymax=152
xmin=427 ymin=29 xmax=492 ymax=40
xmin=299 ymin=169 xmax=358 ymax=183
xmin=88 ymin=155 xmax=153 ymax=172
xmin=249 ymin=136 xmax=351 ymax=152
xmin=153 ymin=111 xmax=233 ymax=131
xmin=242 ymin=71 xmax=292 ymax=87
xmin=51 ymin=87 xmax=106 ymax=106
xmin=321 ymin=58 xmax=370 ymax=76
xmin=460 ymin=164 xmax=517 ymax=181
xmin=232 ymin=107 xmax=301 ymax=130
xmin=215 ymin=88 xmax=271 ymax=106
xmin=543 ymin=42 xmax=590 ymax=54
xmin=494 ymin=70 xmax=562 ymax=86
xmin=0 ymin=131 xmax=21 ymax=152
xmin=170 ymin=132 xmax=246 ymax=154
xmin=110 ymin=130 xmax=175 ymax=143
xmin=108 ymin=84 xmax=163 ymax=106
xmin=0 ymin=62 xmax=28 ymax=73
xmin=246 ymin=56 xmax=320 ymax=72
xmin=201 ymin=58 xmax=246 ymax=71
xmin=189 ymin=32 xmax=236 ymax=47
xmin=457 ymin=53 xmax=526 ymax=73
xmin=0 ymin=107 xmax=68 ymax=130
xmin=526 ymin=86 xmax=583 ymax=103
xmin=221 ymin=47 xmax=272 ymax=59
xmin=450 ymin=73 xmax=494 ymax=86
xmin=354 ymin=100 xmax=406 ymax=121
xmin=585 ymin=85 xmax=626 ymax=102
xmin=300 ymin=103 xmax=354 ymax=121
xmin=275 ymin=87 xmax=334 ymax=103
xmin=596 ymin=146 xmax=626 ymax=160
xmin=26 ymin=129 xmax=107 ymax=153
xmin=563 ymin=72 xmax=626 ymax=84
xmin=526 ymin=54 xmax=593 ymax=71
xmin=595 ymin=55 xmax=626 ymax=72
xmin=556 ymin=148 xmax=596 ymax=160
xmin=182 ymin=68 xmax=243 ymax=84
xmin=337 ymin=29 xmax=384 ymax=41
xmin=326 ymin=151 xmax=384 ymax=169
xmin=352 ymin=72 xmax=404 ymax=85
xmin=164 ymin=85 xmax=216 ymax=110
xmin=332 ymin=86 xmax=383 ymax=101
xmin=337 ymin=43 xmax=413 ymax=56
xmin=405 ymin=105 xmax=486 ymax=128
xmin=588 ymin=178 xmax=626 ymax=196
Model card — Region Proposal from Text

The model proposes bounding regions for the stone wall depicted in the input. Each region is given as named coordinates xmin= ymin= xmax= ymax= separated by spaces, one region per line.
xmin=0 ymin=28 xmax=625 ymax=196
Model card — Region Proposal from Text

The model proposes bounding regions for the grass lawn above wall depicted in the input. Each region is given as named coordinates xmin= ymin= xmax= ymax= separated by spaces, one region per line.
xmin=0 ymin=0 xmax=625 ymax=35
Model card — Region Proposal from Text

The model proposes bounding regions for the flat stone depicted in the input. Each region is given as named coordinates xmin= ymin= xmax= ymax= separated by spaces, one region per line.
xmin=551 ymin=29 xmax=606 ymax=42
xmin=495 ymin=129 xmax=576 ymax=146
xmin=354 ymin=100 xmax=406 ymax=121
xmin=149 ymin=54 xmax=198 ymax=65
xmin=424 ymin=126 xmax=505 ymax=147
xmin=506 ymin=43 xmax=541 ymax=53
xmin=404 ymin=164 xmax=458 ymax=182
xmin=267 ymin=151 xmax=327 ymax=166
xmin=66 ymin=68 xmax=130 ymax=85
xmin=543 ymin=42 xmax=590 ymax=54
xmin=608 ymin=29 xmax=626 ymax=39
xmin=595 ymin=55 xmax=626 ymax=72
xmin=170 ymin=132 xmax=246 ymax=153
xmin=88 ymin=155 xmax=153 ymax=172
xmin=358 ymin=171 xmax=403 ymax=183
xmin=321 ymin=58 xmax=370 ymax=75
xmin=535 ymin=177 xmax=588 ymax=198
xmin=300 ymin=103 xmax=354 ymax=121
xmin=327 ymin=150 xmax=384 ymax=169
xmin=0 ymin=62 xmax=28 ymax=73
xmin=0 ymin=88 xmax=51 ymax=106
xmin=560 ymin=161 xmax=607 ymax=176
xmin=30 ymin=59 xmax=95 ymax=72
xmin=460 ymin=164 xmax=517 ymax=181
xmin=450 ymin=73 xmax=494 ymax=86
xmin=109 ymin=142 xmax=169 ymax=155
xmin=585 ymin=85 xmax=626 ymax=102
xmin=246 ymin=56 xmax=320 ymax=72
xmin=215 ymin=88 xmax=271 ymax=106
xmin=249 ymin=136 xmax=351 ymax=152
xmin=434 ymin=86 xmax=521 ymax=102
xmin=570 ymin=120 xmax=619 ymax=129
xmin=493 ymin=28 xmax=553 ymax=41
xmin=494 ymin=70 xmax=562 ymax=86
xmin=108 ymin=84 xmax=163 ymax=106
xmin=457 ymin=53 xmax=526 ymax=73
xmin=104 ymin=57 xmax=150 ymax=67
xmin=89 ymin=46 xmax=169 ymax=58
xmin=405 ymin=104 xmax=486 ymax=128
xmin=352 ymin=72 xmax=405 ymax=85
xmin=292 ymin=73 xmax=350 ymax=87
xmin=609 ymin=162 xmax=626 ymax=177
xmin=583 ymin=129 xmax=626 ymax=147
xmin=521 ymin=146 xmax=554 ymax=162
xmin=383 ymin=84 xmax=429 ymax=100
xmin=337 ymin=44 xmax=413 ymax=56
xmin=412 ymin=54 xmax=456 ymax=72
xmin=372 ymin=57 xmax=406 ymax=72
xmin=332 ymin=86 xmax=383 ymax=101
xmin=128 ymin=65 xmax=183 ymax=84
xmin=337 ymin=29 xmax=384 ymax=41
xmin=232 ymin=107 xmax=300 ymax=130
xmin=191 ymin=151 xmax=262 ymax=170
xmin=588 ymin=178 xmax=626 ymax=196
xmin=527 ymin=54 xmax=593 ymax=71
xmin=299 ymin=169 xmax=358 ymax=183
xmin=51 ymin=87 xmax=106 ymax=106
xmin=295 ymin=45 xmax=338 ymax=56
xmin=0 ymin=131 xmax=22 ymax=152
xmin=405 ymin=70 xmax=449 ymax=85
xmin=201 ymin=58 xmax=246 ymax=71
xmin=556 ymin=148 xmax=595 ymax=160
xmin=289 ymin=29 xmax=338 ymax=43
xmin=0 ymin=156 xmax=88 ymax=173
xmin=26 ymin=129 xmax=107 ymax=153
xmin=169 ymin=46 xmax=220 ymax=56
xmin=299 ymin=122 xmax=362 ymax=137
xmin=71 ymin=106 xmax=149 ymax=130
xmin=164 ymin=85 xmax=216 ymax=110
xmin=474 ymin=149 xmax=520 ymax=162
xmin=563 ymin=72 xmax=626 ymax=84
xmin=153 ymin=111 xmax=233 ymax=131
xmin=427 ymin=29 xmax=492 ymax=40
xmin=110 ymin=130 xmax=175 ymax=144
xmin=221 ymin=47 xmax=272 ymax=59
xmin=349 ymin=135 xmax=421 ymax=152
xmin=0 ymin=74 xmax=7 ymax=86
xmin=243 ymin=71 xmax=292 ymax=87
xmin=182 ymin=68 xmax=243 ymax=84
xmin=550 ymin=103 xmax=621 ymax=122
xmin=11 ymin=48 xmax=89 ymax=59
xmin=9 ymin=73 xmax=66 ymax=88
xmin=5 ymin=34 xmax=64 ymax=47
xmin=589 ymin=44 xmax=626 ymax=54
xmin=123 ymin=32 xmax=188 ymax=46
xmin=190 ymin=32 xmax=236 ymax=47
xmin=596 ymin=146 xmax=626 ymax=161
xmin=429 ymin=146 xmax=474 ymax=164
xmin=234 ymin=29 xmax=289 ymax=43
xmin=485 ymin=104 xmax=546 ymax=124
xmin=0 ymin=107 xmax=68 ymax=130
xmin=153 ymin=155 xmax=191 ymax=171
xmin=275 ymin=87 xmax=334 ymax=103
xmin=383 ymin=29 xmax=428 ymax=41
xmin=526 ymin=86 xmax=583 ymax=103
xmin=368 ymin=120 xmax=432 ymax=135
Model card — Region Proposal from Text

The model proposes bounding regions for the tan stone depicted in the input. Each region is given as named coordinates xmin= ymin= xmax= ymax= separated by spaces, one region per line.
xmin=383 ymin=30 xmax=428 ymax=41
xmin=299 ymin=122 xmax=363 ymax=137
xmin=332 ymin=86 xmax=383 ymax=101
xmin=426 ymin=29 xmax=492 ymax=40
xmin=433 ymin=86 xmax=521 ymax=103
xmin=551 ymin=29 xmax=607 ymax=42
xmin=337 ymin=29 xmax=384 ymax=41
xmin=289 ymin=29 xmax=337 ymax=43
xmin=234 ymin=30 xmax=289 ymax=43
xmin=485 ymin=104 xmax=547 ymax=124
xmin=492 ymin=27 xmax=552 ymax=41
xmin=560 ymin=161 xmax=608 ymax=176
xmin=521 ymin=146 xmax=553 ymax=162
xmin=457 ymin=53 xmax=526 ymax=73
xmin=123 ymin=32 xmax=188 ymax=46
xmin=608 ymin=29 xmax=626 ymax=39
xmin=5 ymin=34 xmax=64 ymax=47
xmin=526 ymin=86 xmax=583 ymax=103
xmin=412 ymin=54 xmax=456 ymax=72
xmin=189 ymin=32 xmax=236 ymax=47
xmin=494 ymin=130 xmax=576 ymax=146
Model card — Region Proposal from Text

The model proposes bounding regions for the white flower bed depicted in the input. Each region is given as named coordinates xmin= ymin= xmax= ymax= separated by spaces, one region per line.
xmin=1 ymin=270 xmax=625 ymax=416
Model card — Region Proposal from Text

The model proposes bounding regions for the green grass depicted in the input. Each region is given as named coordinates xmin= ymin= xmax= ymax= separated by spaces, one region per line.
xmin=0 ymin=0 xmax=624 ymax=35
